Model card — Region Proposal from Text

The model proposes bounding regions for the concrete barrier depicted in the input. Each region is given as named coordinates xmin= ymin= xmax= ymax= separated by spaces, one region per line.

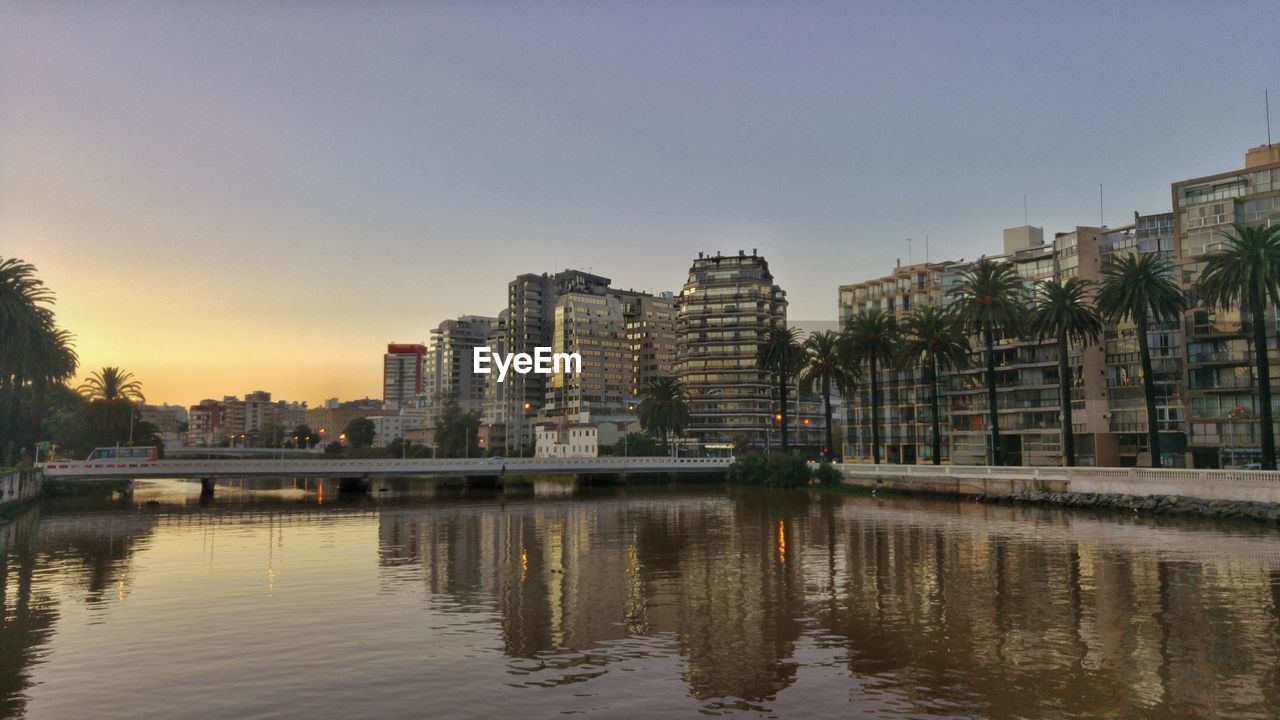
xmin=0 ymin=468 xmax=42 ymax=512
xmin=837 ymin=463 xmax=1280 ymax=506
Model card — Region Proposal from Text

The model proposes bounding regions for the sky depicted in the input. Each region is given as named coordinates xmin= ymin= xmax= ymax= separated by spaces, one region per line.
xmin=2 ymin=1 xmax=1278 ymax=406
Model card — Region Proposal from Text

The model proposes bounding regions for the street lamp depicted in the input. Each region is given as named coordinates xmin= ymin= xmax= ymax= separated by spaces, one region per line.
xmin=520 ymin=402 xmax=532 ymax=457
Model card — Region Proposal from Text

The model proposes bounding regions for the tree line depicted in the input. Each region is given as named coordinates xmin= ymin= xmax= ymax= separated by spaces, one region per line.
xmin=646 ymin=222 xmax=1279 ymax=471
xmin=758 ymin=222 xmax=1280 ymax=471
xmin=1 ymin=257 xmax=171 ymax=464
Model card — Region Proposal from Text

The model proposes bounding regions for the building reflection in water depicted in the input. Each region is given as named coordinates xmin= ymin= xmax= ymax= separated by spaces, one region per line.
xmin=3 ymin=484 xmax=1280 ymax=717
xmin=378 ymin=488 xmax=1280 ymax=716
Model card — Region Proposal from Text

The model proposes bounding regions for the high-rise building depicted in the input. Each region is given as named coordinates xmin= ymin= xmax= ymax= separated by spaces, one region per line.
xmin=481 ymin=310 xmax=510 ymax=449
xmin=383 ymin=343 xmax=427 ymax=410
xmin=544 ymin=291 xmax=631 ymax=421
xmin=626 ymin=292 xmax=677 ymax=393
xmin=1173 ymin=143 xmax=1280 ymax=467
xmin=505 ymin=270 xmax=612 ymax=421
xmin=426 ymin=315 xmax=496 ymax=417
xmin=675 ymin=250 xmax=796 ymax=449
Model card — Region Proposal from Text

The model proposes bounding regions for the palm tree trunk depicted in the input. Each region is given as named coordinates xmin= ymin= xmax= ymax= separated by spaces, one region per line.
xmin=1136 ymin=316 xmax=1162 ymax=469
xmin=1251 ymin=293 xmax=1276 ymax=470
xmin=985 ymin=321 xmax=1002 ymax=466
xmin=779 ymin=370 xmax=789 ymax=454
xmin=1058 ymin=332 xmax=1075 ymax=467
xmin=822 ymin=374 xmax=833 ymax=462
xmin=930 ymin=356 xmax=942 ymax=466
xmin=870 ymin=355 xmax=881 ymax=465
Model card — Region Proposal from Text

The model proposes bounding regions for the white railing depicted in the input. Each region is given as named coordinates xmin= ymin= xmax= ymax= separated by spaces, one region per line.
xmin=836 ymin=463 xmax=1280 ymax=502
xmin=41 ymin=456 xmax=732 ymax=479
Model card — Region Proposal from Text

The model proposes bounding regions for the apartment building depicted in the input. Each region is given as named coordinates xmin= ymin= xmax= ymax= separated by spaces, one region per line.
xmin=426 ymin=315 xmax=496 ymax=417
xmin=1099 ymin=213 xmax=1188 ymax=466
xmin=838 ymin=261 xmax=949 ymax=463
xmin=1173 ymin=143 xmax=1280 ymax=467
xmin=505 ymin=270 xmax=611 ymax=423
xmin=383 ymin=343 xmax=427 ymax=410
xmin=676 ymin=250 xmax=819 ymax=450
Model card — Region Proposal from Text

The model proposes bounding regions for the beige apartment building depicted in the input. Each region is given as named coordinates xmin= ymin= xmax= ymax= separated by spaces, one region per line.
xmin=677 ymin=250 xmax=821 ymax=450
xmin=838 ymin=261 xmax=949 ymax=463
xmin=841 ymin=226 xmax=1118 ymax=466
xmin=1173 ymin=143 xmax=1280 ymax=467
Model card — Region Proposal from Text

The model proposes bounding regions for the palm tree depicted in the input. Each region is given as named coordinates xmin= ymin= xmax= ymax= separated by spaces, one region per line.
xmin=78 ymin=367 xmax=145 ymax=448
xmin=637 ymin=376 xmax=690 ymax=452
xmin=1029 ymin=278 xmax=1103 ymax=467
xmin=1097 ymin=252 xmax=1187 ymax=469
xmin=0 ymin=257 xmax=76 ymax=465
xmin=1198 ymin=222 xmax=1280 ymax=470
xmin=842 ymin=308 xmax=899 ymax=464
xmin=798 ymin=330 xmax=856 ymax=462
xmin=78 ymin=367 xmax=145 ymax=403
xmin=948 ymin=258 xmax=1026 ymax=466
xmin=756 ymin=326 xmax=805 ymax=453
xmin=899 ymin=305 xmax=970 ymax=465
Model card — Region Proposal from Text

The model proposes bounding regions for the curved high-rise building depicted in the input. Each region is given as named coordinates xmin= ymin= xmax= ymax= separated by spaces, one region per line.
xmin=676 ymin=250 xmax=789 ymax=449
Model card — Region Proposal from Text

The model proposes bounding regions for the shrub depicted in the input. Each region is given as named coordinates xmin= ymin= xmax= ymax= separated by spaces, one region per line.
xmin=728 ymin=452 xmax=811 ymax=488
xmin=811 ymin=462 xmax=841 ymax=486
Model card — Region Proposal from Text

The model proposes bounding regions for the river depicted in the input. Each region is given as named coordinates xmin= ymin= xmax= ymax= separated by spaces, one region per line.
xmin=2 ymin=480 xmax=1278 ymax=718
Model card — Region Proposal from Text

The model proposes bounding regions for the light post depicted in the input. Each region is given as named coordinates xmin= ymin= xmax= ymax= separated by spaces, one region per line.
xmin=519 ymin=402 xmax=532 ymax=458
xmin=1226 ymin=404 xmax=1246 ymax=468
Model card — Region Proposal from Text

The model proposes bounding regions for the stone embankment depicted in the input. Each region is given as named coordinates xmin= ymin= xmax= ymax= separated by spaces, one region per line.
xmin=1002 ymin=489 xmax=1280 ymax=522
xmin=837 ymin=464 xmax=1280 ymax=524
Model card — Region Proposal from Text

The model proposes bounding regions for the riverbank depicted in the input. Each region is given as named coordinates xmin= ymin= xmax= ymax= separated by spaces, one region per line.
xmin=835 ymin=463 xmax=1280 ymax=524
xmin=0 ymin=467 xmax=42 ymax=516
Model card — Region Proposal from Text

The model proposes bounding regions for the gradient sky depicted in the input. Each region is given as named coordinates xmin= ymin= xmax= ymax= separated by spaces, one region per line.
xmin=2 ymin=1 xmax=1278 ymax=406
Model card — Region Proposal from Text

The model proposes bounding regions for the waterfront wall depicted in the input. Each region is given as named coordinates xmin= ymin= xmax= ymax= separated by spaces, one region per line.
xmin=0 ymin=468 xmax=43 ymax=512
xmin=837 ymin=464 xmax=1280 ymax=519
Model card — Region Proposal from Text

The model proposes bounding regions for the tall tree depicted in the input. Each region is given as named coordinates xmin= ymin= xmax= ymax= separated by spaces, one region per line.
xmin=292 ymin=423 xmax=319 ymax=449
xmin=342 ymin=417 xmax=376 ymax=448
xmin=1097 ymin=252 xmax=1187 ymax=468
xmin=948 ymin=258 xmax=1026 ymax=466
xmin=434 ymin=398 xmax=480 ymax=458
xmin=756 ymin=327 xmax=805 ymax=453
xmin=1197 ymin=222 xmax=1280 ymax=470
xmin=1029 ymin=278 xmax=1104 ymax=467
xmin=0 ymin=258 xmax=77 ymax=464
xmin=77 ymin=367 xmax=144 ymax=403
xmin=899 ymin=305 xmax=970 ymax=465
xmin=77 ymin=367 xmax=145 ymax=448
xmin=798 ymin=330 xmax=856 ymax=462
xmin=637 ymin=376 xmax=691 ymax=452
xmin=843 ymin=308 xmax=899 ymax=464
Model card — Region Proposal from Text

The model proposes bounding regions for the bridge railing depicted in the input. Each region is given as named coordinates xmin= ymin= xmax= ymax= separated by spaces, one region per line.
xmin=41 ymin=456 xmax=732 ymax=479
xmin=836 ymin=463 xmax=1279 ymax=489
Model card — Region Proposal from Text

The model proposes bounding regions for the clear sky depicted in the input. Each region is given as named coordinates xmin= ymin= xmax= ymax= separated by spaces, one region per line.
xmin=2 ymin=1 xmax=1277 ymax=406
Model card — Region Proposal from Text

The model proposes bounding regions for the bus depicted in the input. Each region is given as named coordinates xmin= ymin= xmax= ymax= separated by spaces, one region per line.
xmin=85 ymin=446 xmax=160 ymax=463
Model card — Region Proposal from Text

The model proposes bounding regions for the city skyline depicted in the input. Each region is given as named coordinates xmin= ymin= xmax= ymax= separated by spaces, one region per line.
xmin=3 ymin=3 xmax=1278 ymax=405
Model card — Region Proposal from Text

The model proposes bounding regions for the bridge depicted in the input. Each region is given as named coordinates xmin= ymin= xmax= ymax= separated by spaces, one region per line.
xmin=41 ymin=456 xmax=732 ymax=493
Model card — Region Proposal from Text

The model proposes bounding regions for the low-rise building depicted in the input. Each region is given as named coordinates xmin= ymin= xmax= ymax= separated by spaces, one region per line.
xmin=535 ymin=421 xmax=599 ymax=458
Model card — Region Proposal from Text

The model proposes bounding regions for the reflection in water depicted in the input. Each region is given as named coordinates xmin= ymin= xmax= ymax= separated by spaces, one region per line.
xmin=3 ymin=483 xmax=1280 ymax=718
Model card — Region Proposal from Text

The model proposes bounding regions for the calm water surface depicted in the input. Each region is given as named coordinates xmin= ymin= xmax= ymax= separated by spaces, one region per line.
xmin=3 ymin=480 xmax=1280 ymax=718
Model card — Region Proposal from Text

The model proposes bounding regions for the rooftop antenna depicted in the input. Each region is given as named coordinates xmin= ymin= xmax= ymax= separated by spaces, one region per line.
xmin=1268 ymin=89 xmax=1273 ymax=146
xmin=1023 ymin=194 xmax=1028 ymax=226
xmin=925 ymin=235 xmax=930 ymax=263
xmin=906 ymin=238 xmax=913 ymax=266
xmin=1099 ymin=183 xmax=1105 ymax=228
